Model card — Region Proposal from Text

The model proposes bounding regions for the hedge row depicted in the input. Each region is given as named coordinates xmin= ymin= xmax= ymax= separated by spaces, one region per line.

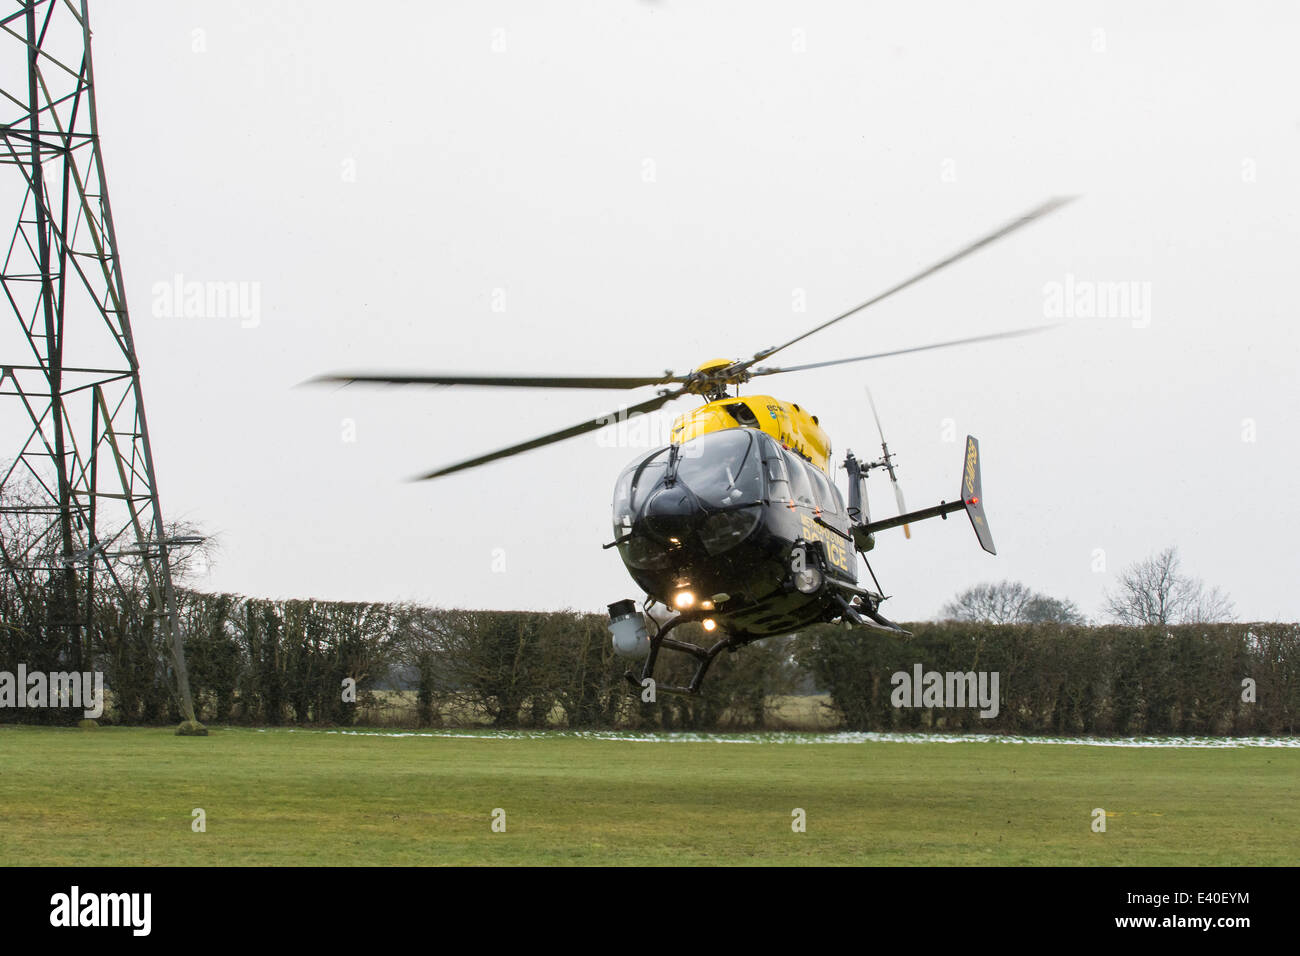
xmin=1 ymin=583 xmax=1295 ymax=734
xmin=798 ymin=621 xmax=1298 ymax=735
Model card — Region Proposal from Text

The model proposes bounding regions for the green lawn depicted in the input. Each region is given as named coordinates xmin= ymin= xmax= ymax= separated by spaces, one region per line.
xmin=0 ymin=726 xmax=1295 ymax=865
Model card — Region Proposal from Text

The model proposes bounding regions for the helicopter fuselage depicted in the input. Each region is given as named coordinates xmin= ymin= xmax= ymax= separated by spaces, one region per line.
xmin=611 ymin=404 xmax=869 ymax=639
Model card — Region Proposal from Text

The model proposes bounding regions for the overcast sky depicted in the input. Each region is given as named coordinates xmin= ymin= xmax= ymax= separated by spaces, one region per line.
xmin=77 ymin=1 xmax=1300 ymax=622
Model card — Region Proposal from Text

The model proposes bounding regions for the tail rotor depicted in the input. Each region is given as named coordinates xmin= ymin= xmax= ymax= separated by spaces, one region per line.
xmin=865 ymin=387 xmax=911 ymax=539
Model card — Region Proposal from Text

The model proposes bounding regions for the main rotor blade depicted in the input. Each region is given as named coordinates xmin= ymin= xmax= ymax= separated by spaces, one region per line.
xmin=865 ymin=385 xmax=887 ymax=443
xmin=308 ymin=371 xmax=684 ymax=390
xmin=750 ymin=325 xmax=1054 ymax=377
xmin=413 ymin=389 xmax=685 ymax=481
xmin=742 ymin=196 xmax=1075 ymax=369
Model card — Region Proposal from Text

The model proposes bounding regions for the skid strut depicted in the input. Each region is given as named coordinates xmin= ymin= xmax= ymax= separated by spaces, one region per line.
xmin=623 ymin=612 xmax=758 ymax=697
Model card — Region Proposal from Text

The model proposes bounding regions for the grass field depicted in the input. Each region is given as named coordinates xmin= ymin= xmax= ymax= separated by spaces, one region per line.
xmin=1 ymin=726 xmax=1296 ymax=865
xmin=351 ymin=690 xmax=845 ymax=729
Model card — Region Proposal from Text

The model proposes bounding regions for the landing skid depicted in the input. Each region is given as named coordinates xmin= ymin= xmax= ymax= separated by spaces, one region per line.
xmin=830 ymin=589 xmax=910 ymax=634
xmin=622 ymin=591 xmax=905 ymax=697
xmin=623 ymin=611 xmax=761 ymax=697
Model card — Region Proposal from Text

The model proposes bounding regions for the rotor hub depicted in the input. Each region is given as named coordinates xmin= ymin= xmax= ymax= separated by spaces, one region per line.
xmin=685 ymin=358 xmax=749 ymax=398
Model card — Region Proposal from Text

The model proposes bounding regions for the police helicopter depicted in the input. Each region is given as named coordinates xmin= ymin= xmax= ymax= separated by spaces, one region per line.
xmin=313 ymin=197 xmax=1073 ymax=695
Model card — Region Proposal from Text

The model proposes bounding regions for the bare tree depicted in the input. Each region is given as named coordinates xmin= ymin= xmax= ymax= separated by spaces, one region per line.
xmin=1102 ymin=547 xmax=1235 ymax=626
xmin=942 ymin=580 xmax=1035 ymax=624
xmin=1183 ymin=583 xmax=1237 ymax=624
xmin=942 ymin=581 xmax=1087 ymax=625
xmin=1022 ymin=594 xmax=1088 ymax=625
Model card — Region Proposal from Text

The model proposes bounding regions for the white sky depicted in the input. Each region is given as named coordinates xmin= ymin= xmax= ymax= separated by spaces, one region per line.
xmin=82 ymin=0 xmax=1300 ymax=622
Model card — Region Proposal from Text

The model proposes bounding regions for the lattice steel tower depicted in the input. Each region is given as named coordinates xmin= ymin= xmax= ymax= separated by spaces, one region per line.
xmin=0 ymin=0 xmax=201 ymax=731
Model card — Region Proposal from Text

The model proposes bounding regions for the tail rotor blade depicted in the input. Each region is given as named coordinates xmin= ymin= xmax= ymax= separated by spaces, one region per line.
xmin=867 ymin=385 xmax=912 ymax=539
xmin=892 ymin=480 xmax=912 ymax=540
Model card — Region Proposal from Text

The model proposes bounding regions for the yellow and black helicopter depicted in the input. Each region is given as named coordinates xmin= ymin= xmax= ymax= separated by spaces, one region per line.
xmin=315 ymin=197 xmax=1072 ymax=695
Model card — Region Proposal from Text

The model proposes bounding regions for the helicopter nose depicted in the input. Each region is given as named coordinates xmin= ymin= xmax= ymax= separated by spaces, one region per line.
xmin=641 ymin=486 xmax=701 ymax=543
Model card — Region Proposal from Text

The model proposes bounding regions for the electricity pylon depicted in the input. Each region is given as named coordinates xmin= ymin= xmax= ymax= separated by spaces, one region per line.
xmin=0 ymin=0 xmax=203 ymax=733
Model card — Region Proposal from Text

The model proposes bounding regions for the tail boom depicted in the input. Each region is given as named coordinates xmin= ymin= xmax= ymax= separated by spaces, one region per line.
xmin=859 ymin=435 xmax=995 ymax=554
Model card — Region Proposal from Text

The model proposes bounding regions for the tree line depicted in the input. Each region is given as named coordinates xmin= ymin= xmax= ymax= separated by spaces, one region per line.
xmin=942 ymin=547 xmax=1235 ymax=626
xmin=799 ymin=621 xmax=1296 ymax=736
xmin=1 ymin=579 xmax=1294 ymax=734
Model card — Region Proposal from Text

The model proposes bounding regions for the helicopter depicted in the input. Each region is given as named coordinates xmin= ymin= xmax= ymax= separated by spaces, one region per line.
xmin=314 ymin=196 xmax=1073 ymax=695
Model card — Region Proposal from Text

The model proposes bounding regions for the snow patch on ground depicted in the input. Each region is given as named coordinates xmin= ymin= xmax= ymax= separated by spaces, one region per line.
xmin=306 ymin=729 xmax=1300 ymax=748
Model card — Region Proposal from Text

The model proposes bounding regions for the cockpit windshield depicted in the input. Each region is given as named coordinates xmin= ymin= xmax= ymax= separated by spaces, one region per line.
xmin=613 ymin=429 xmax=767 ymax=525
xmin=612 ymin=446 xmax=671 ymax=526
xmin=674 ymin=430 xmax=763 ymax=508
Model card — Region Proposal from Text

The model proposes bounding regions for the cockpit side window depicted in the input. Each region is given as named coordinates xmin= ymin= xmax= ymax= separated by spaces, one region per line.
xmin=612 ymin=465 xmax=635 ymax=524
xmin=807 ymin=464 xmax=842 ymax=515
xmin=782 ymin=448 xmax=816 ymax=508
xmin=613 ymin=447 xmax=671 ymax=524
xmin=756 ymin=434 xmax=791 ymax=503
xmin=826 ymin=476 xmax=847 ymax=515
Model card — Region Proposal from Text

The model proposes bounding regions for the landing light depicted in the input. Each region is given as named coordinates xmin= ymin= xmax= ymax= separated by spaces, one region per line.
xmin=793 ymin=567 xmax=823 ymax=595
xmin=674 ymin=591 xmax=695 ymax=610
xmin=702 ymin=618 xmax=717 ymax=632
